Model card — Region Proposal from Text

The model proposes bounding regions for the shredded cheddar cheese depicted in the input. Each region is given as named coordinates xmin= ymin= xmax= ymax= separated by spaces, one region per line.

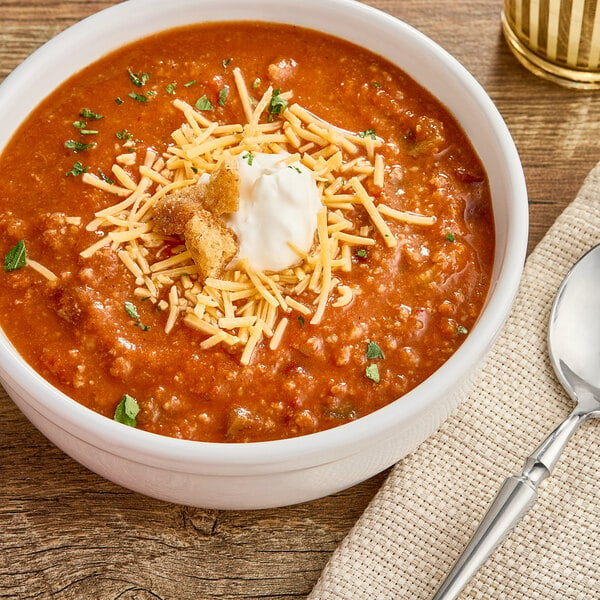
xmin=80 ymin=74 xmax=436 ymax=364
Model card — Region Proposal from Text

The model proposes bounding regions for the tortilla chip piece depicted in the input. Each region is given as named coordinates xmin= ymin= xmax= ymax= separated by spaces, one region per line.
xmin=184 ymin=210 xmax=239 ymax=280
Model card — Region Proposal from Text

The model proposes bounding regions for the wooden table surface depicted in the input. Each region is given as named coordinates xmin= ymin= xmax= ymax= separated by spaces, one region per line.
xmin=1 ymin=1 xmax=600 ymax=598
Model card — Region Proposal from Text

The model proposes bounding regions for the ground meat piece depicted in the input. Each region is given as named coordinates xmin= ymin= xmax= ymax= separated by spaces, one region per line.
xmin=0 ymin=210 xmax=26 ymax=239
xmin=408 ymin=116 xmax=446 ymax=157
xmin=296 ymin=336 xmax=324 ymax=358
xmin=225 ymin=406 xmax=265 ymax=441
xmin=54 ymin=286 xmax=90 ymax=323
xmin=268 ymin=57 xmax=298 ymax=83
xmin=52 ymin=284 xmax=117 ymax=338
xmin=38 ymin=213 xmax=81 ymax=253
xmin=333 ymin=345 xmax=352 ymax=366
xmin=39 ymin=346 xmax=82 ymax=388
xmin=293 ymin=409 xmax=318 ymax=433
xmin=109 ymin=355 xmax=134 ymax=380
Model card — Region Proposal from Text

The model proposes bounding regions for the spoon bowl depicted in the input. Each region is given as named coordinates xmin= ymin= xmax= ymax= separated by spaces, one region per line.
xmin=433 ymin=243 xmax=600 ymax=599
xmin=549 ymin=244 xmax=600 ymax=400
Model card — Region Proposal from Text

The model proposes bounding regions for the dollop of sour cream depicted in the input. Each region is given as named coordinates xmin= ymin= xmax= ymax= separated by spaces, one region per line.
xmin=226 ymin=152 xmax=321 ymax=272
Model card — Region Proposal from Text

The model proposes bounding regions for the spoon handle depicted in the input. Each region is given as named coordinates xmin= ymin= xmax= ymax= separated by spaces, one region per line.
xmin=432 ymin=409 xmax=588 ymax=600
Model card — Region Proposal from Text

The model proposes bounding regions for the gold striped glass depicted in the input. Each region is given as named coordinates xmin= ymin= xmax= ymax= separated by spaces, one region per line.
xmin=502 ymin=0 xmax=600 ymax=88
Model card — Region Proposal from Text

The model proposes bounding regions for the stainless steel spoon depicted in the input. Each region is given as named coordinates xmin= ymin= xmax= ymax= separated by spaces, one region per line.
xmin=432 ymin=243 xmax=600 ymax=600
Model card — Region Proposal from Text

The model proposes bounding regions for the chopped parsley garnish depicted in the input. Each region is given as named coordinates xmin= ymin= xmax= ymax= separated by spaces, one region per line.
xmin=445 ymin=232 xmax=456 ymax=242
xmin=3 ymin=240 xmax=26 ymax=272
xmin=124 ymin=301 xmax=140 ymax=320
xmin=116 ymin=129 xmax=133 ymax=141
xmin=298 ymin=315 xmax=305 ymax=327
xmin=127 ymin=68 xmax=150 ymax=87
xmin=195 ymin=95 xmax=214 ymax=111
xmin=372 ymin=82 xmax=381 ymax=88
xmin=365 ymin=341 xmax=384 ymax=383
xmin=355 ymin=248 xmax=368 ymax=260
xmin=288 ymin=165 xmax=302 ymax=174
xmin=97 ymin=168 xmax=115 ymax=185
xmin=267 ymin=89 xmax=288 ymax=122
xmin=457 ymin=325 xmax=469 ymax=335
xmin=79 ymin=108 xmax=104 ymax=120
xmin=358 ymin=128 xmax=377 ymax=139
xmin=183 ymin=80 xmax=197 ymax=87
xmin=252 ymin=78 xmax=261 ymax=89
xmin=366 ymin=340 xmax=384 ymax=360
xmin=66 ymin=161 xmax=89 ymax=177
xmin=115 ymin=97 xmax=124 ymax=105
xmin=242 ymin=152 xmax=254 ymax=166
xmin=218 ymin=87 xmax=229 ymax=107
xmin=72 ymin=121 xmax=98 ymax=135
xmin=365 ymin=363 xmax=380 ymax=384
xmin=166 ymin=82 xmax=177 ymax=95
xmin=64 ymin=140 xmax=95 ymax=153
xmin=113 ymin=394 xmax=140 ymax=427
xmin=124 ymin=301 xmax=150 ymax=330
xmin=222 ymin=58 xmax=233 ymax=69
xmin=128 ymin=92 xmax=149 ymax=103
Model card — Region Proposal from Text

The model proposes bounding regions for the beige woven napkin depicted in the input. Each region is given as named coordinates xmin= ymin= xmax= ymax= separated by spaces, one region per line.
xmin=310 ymin=161 xmax=600 ymax=600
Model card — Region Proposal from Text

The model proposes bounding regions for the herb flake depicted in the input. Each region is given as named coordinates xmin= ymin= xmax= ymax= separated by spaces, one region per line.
xmin=358 ymin=128 xmax=377 ymax=139
xmin=64 ymin=139 xmax=95 ymax=153
xmin=195 ymin=95 xmax=213 ymax=111
xmin=116 ymin=129 xmax=133 ymax=141
xmin=97 ymin=168 xmax=115 ymax=185
xmin=66 ymin=161 xmax=89 ymax=177
xmin=128 ymin=92 xmax=149 ymax=103
xmin=4 ymin=240 xmax=26 ymax=272
xmin=79 ymin=108 xmax=104 ymax=120
xmin=457 ymin=325 xmax=469 ymax=335
xmin=127 ymin=68 xmax=150 ymax=87
xmin=365 ymin=363 xmax=380 ymax=384
xmin=73 ymin=121 xmax=98 ymax=135
xmin=242 ymin=152 xmax=254 ymax=166
xmin=445 ymin=232 xmax=456 ymax=242
xmin=113 ymin=394 xmax=140 ymax=427
xmin=166 ymin=82 xmax=177 ymax=95
xmin=218 ymin=87 xmax=229 ymax=107
xmin=366 ymin=340 xmax=384 ymax=360
xmin=124 ymin=301 xmax=140 ymax=320
xmin=267 ymin=89 xmax=288 ymax=122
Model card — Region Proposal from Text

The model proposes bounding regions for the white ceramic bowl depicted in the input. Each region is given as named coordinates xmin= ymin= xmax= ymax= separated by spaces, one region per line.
xmin=0 ymin=0 xmax=528 ymax=509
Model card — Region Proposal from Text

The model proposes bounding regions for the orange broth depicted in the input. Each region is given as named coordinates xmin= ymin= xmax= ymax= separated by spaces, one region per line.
xmin=0 ymin=22 xmax=494 ymax=442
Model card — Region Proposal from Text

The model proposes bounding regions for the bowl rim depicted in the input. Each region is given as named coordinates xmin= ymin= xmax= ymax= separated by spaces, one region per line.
xmin=0 ymin=0 xmax=529 ymax=472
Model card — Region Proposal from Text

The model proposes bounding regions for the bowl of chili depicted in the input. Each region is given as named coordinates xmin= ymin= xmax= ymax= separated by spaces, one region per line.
xmin=0 ymin=0 xmax=528 ymax=508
